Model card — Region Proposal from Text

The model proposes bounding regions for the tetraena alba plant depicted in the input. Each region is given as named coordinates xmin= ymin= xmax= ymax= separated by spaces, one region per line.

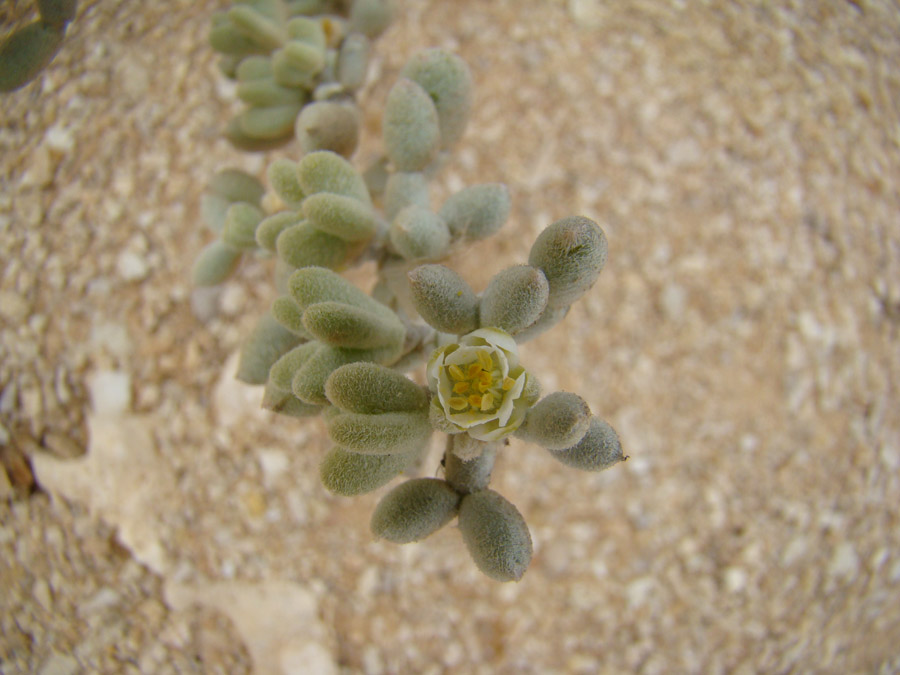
xmin=0 ymin=0 xmax=77 ymax=92
xmin=209 ymin=0 xmax=391 ymax=151
xmin=193 ymin=1 xmax=626 ymax=581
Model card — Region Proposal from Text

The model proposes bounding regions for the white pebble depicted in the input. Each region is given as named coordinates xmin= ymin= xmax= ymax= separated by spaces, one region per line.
xmin=828 ymin=542 xmax=859 ymax=580
xmin=88 ymin=370 xmax=132 ymax=415
xmin=116 ymin=251 xmax=149 ymax=281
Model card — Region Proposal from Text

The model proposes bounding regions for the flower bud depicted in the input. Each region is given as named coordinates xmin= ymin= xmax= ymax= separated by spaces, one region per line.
xmin=371 ymin=478 xmax=461 ymax=543
xmin=458 ymin=489 xmax=532 ymax=582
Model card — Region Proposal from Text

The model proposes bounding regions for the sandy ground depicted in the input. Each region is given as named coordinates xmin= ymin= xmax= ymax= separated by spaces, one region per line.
xmin=2 ymin=0 xmax=900 ymax=673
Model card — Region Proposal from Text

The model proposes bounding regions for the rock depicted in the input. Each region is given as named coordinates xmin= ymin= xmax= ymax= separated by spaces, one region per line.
xmin=164 ymin=579 xmax=337 ymax=675
xmin=87 ymin=370 xmax=132 ymax=415
xmin=116 ymin=251 xmax=149 ymax=281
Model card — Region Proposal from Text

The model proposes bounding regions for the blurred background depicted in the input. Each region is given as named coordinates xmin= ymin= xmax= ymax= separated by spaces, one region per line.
xmin=2 ymin=0 xmax=899 ymax=672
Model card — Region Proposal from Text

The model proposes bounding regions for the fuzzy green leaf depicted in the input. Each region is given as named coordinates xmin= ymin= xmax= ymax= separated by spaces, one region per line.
xmin=479 ymin=265 xmax=549 ymax=336
xmin=371 ymin=478 xmax=461 ymax=543
xmin=227 ymin=5 xmax=286 ymax=51
xmin=235 ymin=55 xmax=273 ymax=81
xmin=302 ymin=191 xmax=375 ymax=242
xmin=209 ymin=169 xmax=265 ymax=205
xmin=239 ymin=103 xmax=304 ymax=140
xmin=384 ymin=172 xmax=430 ymax=222
xmin=407 ymin=264 xmax=479 ymax=334
xmin=276 ymin=222 xmax=348 ymax=270
xmin=327 ymin=410 xmax=431 ymax=455
xmin=225 ymin=117 xmax=292 ymax=151
xmin=237 ymin=78 xmax=306 ymax=106
xmin=221 ymin=202 xmax=265 ymax=250
xmin=458 ymin=489 xmax=533 ymax=582
xmin=320 ymin=446 xmax=418 ymax=496
xmin=337 ymin=33 xmax=369 ymax=91
xmin=383 ymin=78 xmax=441 ymax=172
xmin=271 ymin=296 xmax=311 ymax=337
xmin=267 ymin=159 xmax=305 ymax=209
xmin=401 ymin=49 xmax=473 ymax=148
xmin=288 ymin=267 xmax=392 ymax=317
xmin=291 ymin=344 xmax=369 ymax=404
xmin=0 ymin=22 xmax=65 ymax=93
xmin=37 ymin=0 xmax=77 ymax=26
xmin=528 ymin=216 xmax=607 ymax=309
xmin=302 ymin=301 xmax=403 ymax=350
xmin=439 ymin=183 xmax=510 ymax=241
xmin=236 ymin=313 xmax=304 ymax=385
xmin=296 ymin=101 xmax=360 ymax=158
xmin=286 ymin=16 xmax=326 ymax=50
xmin=325 ymin=362 xmax=428 ymax=415
xmin=548 ymin=417 xmax=625 ymax=471
xmin=256 ymin=211 xmax=303 ymax=252
xmin=389 ymin=206 xmax=450 ymax=261
xmin=267 ymin=341 xmax=318 ymax=392
xmin=192 ymin=241 xmax=241 ymax=286
xmin=516 ymin=391 xmax=591 ymax=451
xmin=297 ymin=151 xmax=371 ymax=204
xmin=348 ymin=0 xmax=392 ymax=38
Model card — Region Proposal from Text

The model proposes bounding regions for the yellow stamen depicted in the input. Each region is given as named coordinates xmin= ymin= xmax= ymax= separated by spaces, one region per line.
xmin=502 ymin=376 xmax=516 ymax=391
xmin=479 ymin=371 xmax=493 ymax=386
xmin=453 ymin=381 xmax=470 ymax=394
xmin=467 ymin=363 xmax=483 ymax=378
xmin=448 ymin=397 xmax=469 ymax=411
xmin=448 ymin=364 xmax=466 ymax=381
xmin=477 ymin=380 xmax=491 ymax=393
xmin=481 ymin=393 xmax=494 ymax=411
xmin=476 ymin=350 xmax=493 ymax=371
xmin=468 ymin=394 xmax=482 ymax=408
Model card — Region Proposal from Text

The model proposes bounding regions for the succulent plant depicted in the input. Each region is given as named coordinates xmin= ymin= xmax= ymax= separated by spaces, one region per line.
xmin=208 ymin=0 xmax=391 ymax=152
xmin=193 ymin=20 xmax=626 ymax=579
xmin=0 ymin=0 xmax=77 ymax=93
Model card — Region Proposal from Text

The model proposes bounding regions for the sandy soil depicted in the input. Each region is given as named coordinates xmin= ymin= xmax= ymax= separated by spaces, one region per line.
xmin=2 ymin=1 xmax=899 ymax=673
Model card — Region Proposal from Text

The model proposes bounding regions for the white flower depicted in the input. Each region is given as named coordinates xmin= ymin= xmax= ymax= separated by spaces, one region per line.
xmin=426 ymin=328 xmax=536 ymax=441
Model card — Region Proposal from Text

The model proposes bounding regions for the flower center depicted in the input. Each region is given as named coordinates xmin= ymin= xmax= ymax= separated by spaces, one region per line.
xmin=444 ymin=348 xmax=516 ymax=414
